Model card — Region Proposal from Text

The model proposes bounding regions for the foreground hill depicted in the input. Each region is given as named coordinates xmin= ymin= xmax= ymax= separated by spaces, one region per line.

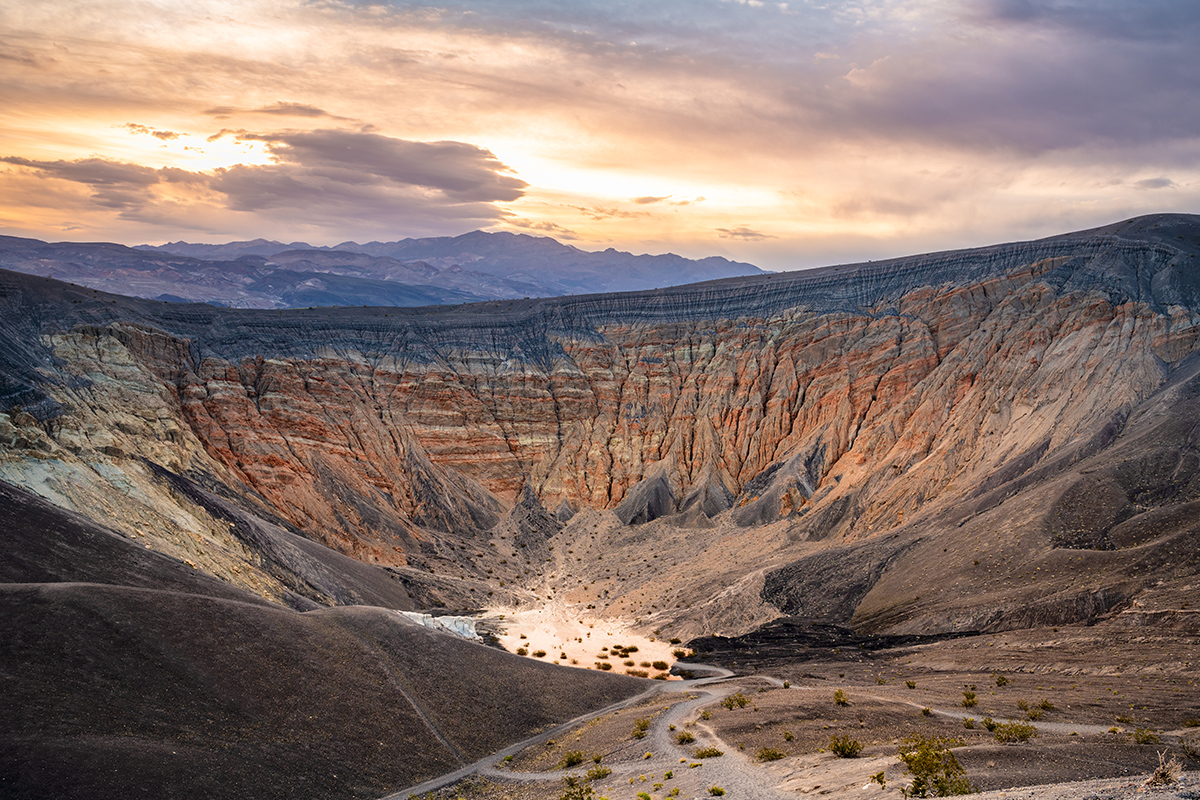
xmin=0 ymin=481 xmax=643 ymax=800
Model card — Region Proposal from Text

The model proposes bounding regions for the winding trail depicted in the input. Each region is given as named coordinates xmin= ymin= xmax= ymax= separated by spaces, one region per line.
xmin=382 ymin=665 xmax=738 ymax=799
xmin=382 ymin=664 xmax=1173 ymax=800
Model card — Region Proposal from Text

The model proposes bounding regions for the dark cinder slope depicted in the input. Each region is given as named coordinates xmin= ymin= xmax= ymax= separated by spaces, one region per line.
xmin=0 ymin=481 xmax=644 ymax=800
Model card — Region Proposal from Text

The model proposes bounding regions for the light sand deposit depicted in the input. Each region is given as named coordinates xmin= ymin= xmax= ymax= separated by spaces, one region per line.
xmin=484 ymin=601 xmax=682 ymax=677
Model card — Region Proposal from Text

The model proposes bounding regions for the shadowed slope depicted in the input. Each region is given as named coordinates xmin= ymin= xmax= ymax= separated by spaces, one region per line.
xmin=0 ymin=482 xmax=644 ymax=800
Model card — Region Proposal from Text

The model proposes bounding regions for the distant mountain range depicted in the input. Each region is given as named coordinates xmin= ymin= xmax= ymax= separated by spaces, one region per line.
xmin=0 ymin=230 xmax=761 ymax=309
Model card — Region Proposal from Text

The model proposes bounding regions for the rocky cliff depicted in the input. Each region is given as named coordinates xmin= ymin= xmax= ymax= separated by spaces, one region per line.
xmin=2 ymin=213 xmax=1199 ymax=634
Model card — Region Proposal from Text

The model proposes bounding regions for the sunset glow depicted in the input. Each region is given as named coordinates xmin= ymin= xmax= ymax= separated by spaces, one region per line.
xmin=1 ymin=0 xmax=1197 ymax=269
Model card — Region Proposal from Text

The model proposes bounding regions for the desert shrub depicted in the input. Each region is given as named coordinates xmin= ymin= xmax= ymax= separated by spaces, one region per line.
xmin=829 ymin=735 xmax=863 ymax=758
xmin=1180 ymin=733 xmax=1199 ymax=760
xmin=598 ymin=662 xmax=612 ymax=671
xmin=961 ymin=691 xmax=977 ymax=708
xmin=1025 ymin=708 xmax=1044 ymax=721
xmin=626 ymin=646 xmax=639 ymax=653
xmin=694 ymin=746 xmax=724 ymax=758
xmin=871 ymin=771 xmax=887 ymax=789
xmin=1133 ymin=728 xmax=1161 ymax=745
xmin=585 ymin=765 xmax=612 ymax=782
xmin=626 ymin=669 xmax=649 ymax=678
xmin=783 ymin=680 xmax=791 ymax=688
xmin=653 ymin=673 xmax=669 ymax=680
xmin=673 ymin=649 xmax=689 ymax=659
xmin=981 ymin=717 xmax=997 ymax=732
xmin=700 ymin=710 xmax=712 ymax=720
xmin=993 ymin=721 xmax=1038 ymax=743
xmin=1184 ymin=718 xmax=1200 ymax=727
xmin=559 ymin=775 xmax=595 ymax=800
xmin=632 ymin=718 xmax=651 ymax=739
xmin=516 ymin=647 xmax=528 ymax=656
xmin=653 ymin=660 xmax=669 ymax=671
xmin=783 ymin=730 xmax=795 ymax=742
xmin=757 ymin=746 xmax=786 ymax=761
xmin=1145 ymin=752 xmax=1181 ymax=787
xmin=993 ymin=673 xmax=1009 ymax=687
xmin=1038 ymin=698 xmax=1054 ymax=710
xmin=559 ymin=751 xmax=586 ymax=769
xmin=906 ymin=680 xmax=917 ymax=689
xmin=834 ymin=689 xmax=849 ymax=706
xmin=921 ymin=707 xmax=933 ymax=717
xmin=962 ymin=718 xmax=975 ymax=729
xmin=533 ymin=650 xmax=547 ymax=658
xmin=721 ymin=692 xmax=750 ymax=710
xmin=676 ymin=731 xmax=695 ymax=744
xmin=897 ymin=735 xmax=972 ymax=797
xmin=624 ymin=660 xmax=636 ymax=666
xmin=670 ymin=637 xmax=682 ymax=644
xmin=709 ymin=787 xmax=725 ymax=796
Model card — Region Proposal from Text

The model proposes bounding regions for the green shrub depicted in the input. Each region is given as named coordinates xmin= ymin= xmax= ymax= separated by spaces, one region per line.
xmin=676 ymin=731 xmax=695 ymax=744
xmin=694 ymin=746 xmax=724 ymax=758
xmin=962 ymin=718 xmax=975 ymax=729
xmin=834 ymin=689 xmax=849 ymax=706
xmin=757 ymin=746 xmax=786 ymax=761
xmin=559 ymin=750 xmax=586 ymax=769
xmin=1132 ymin=728 xmax=1161 ymax=745
xmin=626 ymin=669 xmax=649 ymax=678
xmin=981 ymin=717 xmax=997 ymax=732
xmin=585 ymin=765 xmax=612 ymax=782
xmin=721 ymin=692 xmax=750 ymax=709
xmin=673 ymin=649 xmax=690 ymax=659
xmin=783 ymin=680 xmax=791 ymax=688
xmin=961 ymin=691 xmax=977 ymax=708
xmin=559 ymin=775 xmax=595 ymax=800
xmin=783 ymin=730 xmax=795 ymax=742
xmin=670 ymin=637 xmax=682 ymax=644
xmin=906 ymin=680 xmax=917 ymax=689
xmin=993 ymin=721 xmax=1038 ymax=743
xmin=533 ymin=650 xmax=547 ymax=658
xmin=1184 ymin=718 xmax=1200 ymax=727
xmin=632 ymin=718 xmax=650 ymax=739
xmin=700 ymin=710 xmax=712 ymax=720
xmin=709 ymin=787 xmax=725 ymax=796
xmin=829 ymin=735 xmax=863 ymax=758
xmin=871 ymin=771 xmax=887 ymax=789
xmin=897 ymin=735 xmax=972 ymax=797
xmin=653 ymin=660 xmax=669 ymax=671
xmin=598 ymin=662 xmax=612 ymax=671
xmin=516 ymin=647 xmax=528 ymax=656
xmin=1038 ymin=698 xmax=1054 ymax=711
xmin=994 ymin=673 xmax=1009 ymax=687
xmin=921 ymin=707 xmax=932 ymax=717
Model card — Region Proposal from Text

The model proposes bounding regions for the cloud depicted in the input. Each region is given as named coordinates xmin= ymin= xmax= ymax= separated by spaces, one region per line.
xmin=236 ymin=129 xmax=527 ymax=202
xmin=503 ymin=217 xmax=580 ymax=238
xmin=716 ymin=226 xmax=775 ymax=241
xmin=632 ymin=195 xmax=669 ymax=204
xmin=566 ymin=204 xmax=650 ymax=221
xmin=204 ymin=102 xmax=346 ymax=119
xmin=1133 ymin=177 xmax=1178 ymax=190
xmin=1 ymin=129 xmax=526 ymax=236
xmin=123 ymin=123 xmax=181 ymax=140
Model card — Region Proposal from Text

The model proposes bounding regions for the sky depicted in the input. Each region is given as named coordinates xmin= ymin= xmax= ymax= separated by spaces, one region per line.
xmin=1 ymin=0 xmax=1198 ymax=271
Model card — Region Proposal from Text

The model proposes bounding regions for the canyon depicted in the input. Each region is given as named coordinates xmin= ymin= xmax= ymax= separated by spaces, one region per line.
xmin=2 ymin=213 xmax=1199 ymax=799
